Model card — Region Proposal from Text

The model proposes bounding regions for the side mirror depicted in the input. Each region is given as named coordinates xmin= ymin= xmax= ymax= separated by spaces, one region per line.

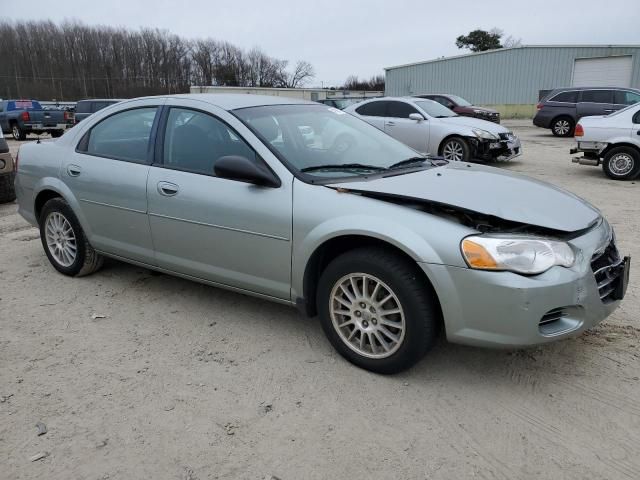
xmin=409 ymin=113 xmax=425 ymax=122
xmin=214 ymin=155 xmax=281 ymax=188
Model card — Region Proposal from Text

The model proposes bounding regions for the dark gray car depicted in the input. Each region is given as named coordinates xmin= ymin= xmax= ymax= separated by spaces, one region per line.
xmin=533 ymin=87 xmax=640 ymax=137
xmin=74 ymin=99 xmax=123 ymax=124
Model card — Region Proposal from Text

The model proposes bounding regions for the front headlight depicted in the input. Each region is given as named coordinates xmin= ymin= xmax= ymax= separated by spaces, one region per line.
xmin=461 ymin=235 xmax=575 ymax=275
xmin=472 ymin=128 xmax=499 ymax=140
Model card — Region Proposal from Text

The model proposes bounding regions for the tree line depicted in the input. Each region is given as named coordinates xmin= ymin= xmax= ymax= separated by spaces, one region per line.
xmin=0 ymin=20 xmax=315 ymax=101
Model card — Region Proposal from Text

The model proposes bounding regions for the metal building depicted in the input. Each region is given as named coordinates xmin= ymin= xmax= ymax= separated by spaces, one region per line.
xmin=385 ymin=45 xmax=640 ymax=117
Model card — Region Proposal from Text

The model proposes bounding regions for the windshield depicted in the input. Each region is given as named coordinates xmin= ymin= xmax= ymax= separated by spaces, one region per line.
xmin=414 ymin=100 xmax=457 ymax=118
xmin=447 ymin=95 xmax=472 ymax=107
xmin=234 ymin=104 xmax=428 ymax=178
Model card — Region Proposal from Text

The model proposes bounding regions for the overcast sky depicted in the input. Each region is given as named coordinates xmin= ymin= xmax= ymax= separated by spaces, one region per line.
xmin=4 ymin=0 xmax=639 ymax=87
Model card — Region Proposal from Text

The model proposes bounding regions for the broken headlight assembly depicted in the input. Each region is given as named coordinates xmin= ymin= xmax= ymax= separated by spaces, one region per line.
xmin=461 ymin=235 xmax=575 ymax=275
xmin=472 ymin=129 xmax=499 ymax=141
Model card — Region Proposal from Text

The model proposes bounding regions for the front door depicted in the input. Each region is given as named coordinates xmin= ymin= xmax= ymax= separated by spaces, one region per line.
xmin=146 ymin=102 xmax=293 ymax=300
xmin=383 ymin=101 xmax=429 ymax=154
xmin=63 ymin=102 xmax=161 ymax=264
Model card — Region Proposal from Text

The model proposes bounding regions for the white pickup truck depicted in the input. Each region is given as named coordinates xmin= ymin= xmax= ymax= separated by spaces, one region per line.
xmin=571 ymin=102 xmax=640 ymax=180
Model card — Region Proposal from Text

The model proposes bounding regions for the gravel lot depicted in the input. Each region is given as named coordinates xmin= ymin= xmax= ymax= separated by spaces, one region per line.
xmin=1 ymin=122 xmax=639 ymax=480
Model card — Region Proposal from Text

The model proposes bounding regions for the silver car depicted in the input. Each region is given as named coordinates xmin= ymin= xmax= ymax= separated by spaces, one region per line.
xmin=15 ymin=94 xmax=629 ymax=373
xmin=344 ymin=97 xmax=521 ymax=162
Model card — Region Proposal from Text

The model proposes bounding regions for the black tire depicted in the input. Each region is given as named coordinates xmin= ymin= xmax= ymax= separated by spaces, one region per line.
xmin=317 ymin=247 xmax=440 ymax=374
xmin=39 ymin=198 xmax=103 ymax=277
xmin=441 ymin=137 xmax=471 ymax=162
xmin=551 ymin=116 xmax=574 ymax=137
xmin=50 ymin=130 xmax=64 ymax=138
xmin=0 ymin=172 xmax=16 ymax=203
xmin=11 ymin=123 xmax=26 ymax=141
xmin=602 ymin=146 xmax=640 ymax=180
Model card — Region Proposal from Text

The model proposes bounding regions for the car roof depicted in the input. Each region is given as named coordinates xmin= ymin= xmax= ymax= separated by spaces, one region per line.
xmin=77 ymin=98 xmax=125 ymax=103
xmin=549 ymin=86 xmax=640 ymax=92
xmin=151 ymin=93 xmax=316 ymax=111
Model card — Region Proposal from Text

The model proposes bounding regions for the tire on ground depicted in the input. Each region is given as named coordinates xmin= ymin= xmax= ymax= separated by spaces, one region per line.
xmin=551 ymin=116 xmax=574 ymax=137
xmin=602 ymin=146 xmax=640 ymax=180
xmin=316 ymin=246 xmax=440 ymax=374
xmin=0 ymin=173 xmax=16 ymax=203
xmin=39 ymin=197 xmax=104 ymax=277
xmin=441 ymin=136 xmax=471 ymax=162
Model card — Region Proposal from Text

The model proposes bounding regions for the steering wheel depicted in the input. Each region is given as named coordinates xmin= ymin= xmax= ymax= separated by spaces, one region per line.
xmin=330 ymin=133 xmax=356 ymax=157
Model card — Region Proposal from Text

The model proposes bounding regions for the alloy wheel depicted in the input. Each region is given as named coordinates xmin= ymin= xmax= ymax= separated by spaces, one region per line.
xmin=329 ymin=272 xmax=406 ymax=359
xmin=554 ymin=120 xmax=571 ymax=136
xmin=45 ymin=212 xmax=77 ymax=267
xmin=442 ymin=140 xmax=465 ymax=161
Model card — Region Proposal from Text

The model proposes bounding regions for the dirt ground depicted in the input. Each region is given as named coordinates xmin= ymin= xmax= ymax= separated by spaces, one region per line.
xmin=1 ymin=122 xmax=639 ymax=480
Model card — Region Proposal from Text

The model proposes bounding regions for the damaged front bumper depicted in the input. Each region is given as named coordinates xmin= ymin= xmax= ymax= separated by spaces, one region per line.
xmin=471 ymin=133 xmax=522 ymax=161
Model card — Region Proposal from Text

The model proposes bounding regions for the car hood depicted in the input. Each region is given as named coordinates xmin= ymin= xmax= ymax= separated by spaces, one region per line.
xmin=328 ymin=162 xmax=600 ymax=233
xmin=437 ymin=115 xmax=509 ymax=133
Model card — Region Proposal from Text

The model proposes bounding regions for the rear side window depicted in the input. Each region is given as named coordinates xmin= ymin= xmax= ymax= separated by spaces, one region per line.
xmin=92 ymin=102 xmax=113 ymax=112
xmin=8 ymin=100 xmax=42 ymax=111
xmin=614 ymin=91 xmax=640 ymax=106
xmin=75 ymin=102 xmax=91 ymax=114
xmin=81 ymin=107 xmax=158 ymax=163
xmin=355 ymin=101 xmax=388 ymax=117
xmin=387 ymin=101 xmax=419 ymax=118
xmin=162 ymin=108 xmax=257 ymax=176
xmin=581 ymin=90 xmax=613 ymax=104
xmin=550 ymin=91 xmax=578 ymax=103
xmin=433 ymin=96 xmax=455 ymax=109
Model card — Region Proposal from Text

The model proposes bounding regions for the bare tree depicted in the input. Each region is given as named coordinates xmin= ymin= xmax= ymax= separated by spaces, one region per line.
xmin=278 ymin=60 xmax=315 ymax=88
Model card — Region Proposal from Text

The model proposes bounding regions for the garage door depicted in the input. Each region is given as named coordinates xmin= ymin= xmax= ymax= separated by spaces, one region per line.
xmin=572 ymin=56 xmax=632 ymax=87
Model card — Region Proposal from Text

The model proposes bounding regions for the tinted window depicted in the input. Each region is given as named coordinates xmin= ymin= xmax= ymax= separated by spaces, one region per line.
xmin=85 ymin=107 xmax=157 ymax=163
xmin=387 ymin=101 xmax=419 ymax=118
xmin=581 ymin=90 xmax=613 ymax=103
xmin=163 ymin=108 xmax=256 ymax=176
xmin=550 ymin=91 xmax=578 ymax=103
xmin=355 ymin=101 xmax=388 ymax=117
xmin=75 ymin=102 xmax=91 ymax=114
xmin=614 ymin=90 xmax=640 ymax=106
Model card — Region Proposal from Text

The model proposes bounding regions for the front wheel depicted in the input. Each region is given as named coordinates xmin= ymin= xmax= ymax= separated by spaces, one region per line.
xmin=317 ymin=247 xmax=440 ymax=374
xmin=39 ymin=198 xmax=103 ymax=276
xmin=602 ymin=147 xmax=640 ymax=180
xmin=441 ymin=137 xmax=471 ymax=162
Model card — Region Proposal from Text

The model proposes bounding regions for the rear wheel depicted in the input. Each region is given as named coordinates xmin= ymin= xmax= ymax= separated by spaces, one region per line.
xmin=441 ymin=137 xmax=471 ymax=162
xmin=11 ymin=123 xmax=26 ymax=141
xmin=551 ymin=116 xmax=574 ymax=137
xmin=602 ymin=146 xmax=640 ymax=180
xmin=317 ymin=247 xmax=440 ymax=374
xmin=39 ymin=198 xmax=103 ymax=277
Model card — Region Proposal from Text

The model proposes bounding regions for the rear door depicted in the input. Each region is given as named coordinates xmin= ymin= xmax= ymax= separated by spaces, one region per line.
xmin=353 ymin=101 xmax=388 ymax=131
xmin=63 ymin=99 xmax=162 ymax=264
xmin=383 ymin=101 xmax=429 ymax=153
xmin=577 ymin=89 xmax=615 ymax=118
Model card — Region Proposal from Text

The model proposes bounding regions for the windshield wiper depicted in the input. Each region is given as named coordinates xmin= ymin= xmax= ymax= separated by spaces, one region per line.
xmin=387 ymin=156 xmax=430 ymax=170
xmin=301 ymin=163 xmax=387 ymax=173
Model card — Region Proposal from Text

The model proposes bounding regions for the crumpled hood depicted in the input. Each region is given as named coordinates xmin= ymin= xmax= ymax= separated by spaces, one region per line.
xmin=438 ymin=115 xmax=509 ymax=133
xmin=329 ymin=162 xmax=600 ymax=233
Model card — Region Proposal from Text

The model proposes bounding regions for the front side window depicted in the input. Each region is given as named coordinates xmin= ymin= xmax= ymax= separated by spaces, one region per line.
xmin=85 ymin=107 xmax=157 ymax=163
xmin=447 ymin=95 xmax=472 ymax=107
xmin=414 ymin=100 xmax=457 ymax=118
xmin=581 ymin=90 xmax=613 ymax=104
xmin=355 ymin=101 xmax=388 ymax=117
xmin=614 ymin=90 xmax=640 ymax=106
xmin=235 ymin=104 xmax=428 ymax=179
xmin=162 ymin=108 xmax=256 ymax=176
xmin=387 ymin=101 xmax=419 ymax=118
xmin=550 ymin=91 xmax=578 ymax=103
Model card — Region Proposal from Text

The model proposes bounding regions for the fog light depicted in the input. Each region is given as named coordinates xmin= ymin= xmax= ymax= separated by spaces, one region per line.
xmin=0 ymin=159 xmax=5 ymax=170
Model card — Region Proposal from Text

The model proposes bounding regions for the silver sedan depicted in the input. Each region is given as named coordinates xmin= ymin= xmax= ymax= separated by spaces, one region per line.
xmin=15 ymin=94 xmax=628 ymax=373
xmin=345 ymin=96 xmax=521 ymax=162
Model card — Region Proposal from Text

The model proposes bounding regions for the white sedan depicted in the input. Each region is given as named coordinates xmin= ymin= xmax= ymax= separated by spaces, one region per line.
xmin=571 ymin=102 xmax=640 ymax=180
xmin=344 ymin=97 xmax=521 ymax=162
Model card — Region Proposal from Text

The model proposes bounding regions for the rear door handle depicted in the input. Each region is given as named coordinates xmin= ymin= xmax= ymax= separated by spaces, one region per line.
xmin=157 ymin=181 xmax=179 ymax=196
xmin=385 ymin=121 xmax=396 ymax=126
xmin=67 ymin=164 xmax=82 ymax=177
xmin=604 ymin=109 xmax=615 ymax=112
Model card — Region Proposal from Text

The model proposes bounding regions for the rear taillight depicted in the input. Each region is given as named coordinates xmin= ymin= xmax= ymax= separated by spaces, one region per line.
xmin=21 ymin=111 xmax=30 ymax=121
xmin=575 ymin=124 xmax=584 ymax=137
xmin=536 ymin=103 xmax=543 ymax=110
xmin=64 ymin=111 xmax=73 ymax=122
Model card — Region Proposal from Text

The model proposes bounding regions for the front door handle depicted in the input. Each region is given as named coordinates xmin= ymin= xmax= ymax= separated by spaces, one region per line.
xmin=385 ymin=121 xmax=396 ymax=127
xmin=604 ymin=109 xmax=615 ymax=112
xmin=67 ymin=164 xmax=82 ymax=177
xmin=157 ymin=181 xmax=179 ymax=196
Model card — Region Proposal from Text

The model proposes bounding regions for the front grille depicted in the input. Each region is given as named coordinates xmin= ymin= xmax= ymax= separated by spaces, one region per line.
xmin=591 ymin=239 xmax=623 ymax=303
